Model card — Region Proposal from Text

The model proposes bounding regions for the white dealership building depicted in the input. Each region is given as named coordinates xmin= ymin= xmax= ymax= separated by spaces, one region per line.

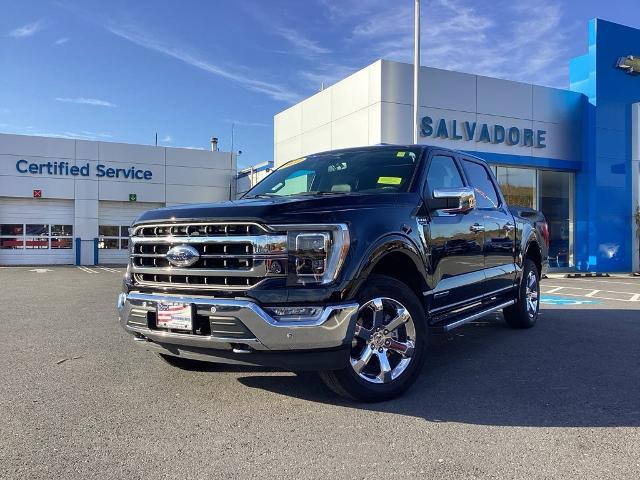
xmin=274 ymin=18 xmax=640 ymax=274
xmin=0 ymin=133 xmax=236 ymax=265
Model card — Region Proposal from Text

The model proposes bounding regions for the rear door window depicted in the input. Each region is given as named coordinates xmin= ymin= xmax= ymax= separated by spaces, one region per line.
xmin=461 ymin=160 xmax=500 ymax=209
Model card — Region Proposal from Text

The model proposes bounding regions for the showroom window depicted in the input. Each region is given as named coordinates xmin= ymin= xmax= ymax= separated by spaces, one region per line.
xmin=0 ymin=224 xmax=73 ymax=249
xmin=489 ymin=164 xmax=574 ymax=268
xmin=496 ymin=167 xmax=537 ymax=209
xmin=98 ymin=226 xmax=130 ymax=250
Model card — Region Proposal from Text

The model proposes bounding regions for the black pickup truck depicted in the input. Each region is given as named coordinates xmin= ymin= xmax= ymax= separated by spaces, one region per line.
xmin=117 ymin=145 xmax=548 ymax=401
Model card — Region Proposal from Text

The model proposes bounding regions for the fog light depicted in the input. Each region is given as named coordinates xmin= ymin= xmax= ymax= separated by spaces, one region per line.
xmin=266 ymin=306 xmax=322 ymax=320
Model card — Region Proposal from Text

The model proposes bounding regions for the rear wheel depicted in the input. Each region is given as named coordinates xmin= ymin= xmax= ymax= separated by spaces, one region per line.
xmin=503 ymin=258 xmax=540 ymax=329
xmin=319 ymin=274 xmax=427 ymax=402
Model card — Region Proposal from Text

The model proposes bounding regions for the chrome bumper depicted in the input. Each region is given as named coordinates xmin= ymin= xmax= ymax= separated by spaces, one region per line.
xmin=117 ymin=291 xmax=359 ymax=352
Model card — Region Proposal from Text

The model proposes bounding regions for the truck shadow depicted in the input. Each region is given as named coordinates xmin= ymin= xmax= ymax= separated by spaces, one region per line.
xmin=237 ymin=308 xmax=640 ymax=427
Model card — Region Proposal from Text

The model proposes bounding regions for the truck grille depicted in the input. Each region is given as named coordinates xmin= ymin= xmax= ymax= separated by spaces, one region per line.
xmin=130 ymin=222 xmax=287 ymax=291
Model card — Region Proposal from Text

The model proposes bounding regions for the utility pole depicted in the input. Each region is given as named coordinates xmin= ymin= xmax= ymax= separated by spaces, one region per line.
xmin=413 ymin=0 xmax=421 ymax=144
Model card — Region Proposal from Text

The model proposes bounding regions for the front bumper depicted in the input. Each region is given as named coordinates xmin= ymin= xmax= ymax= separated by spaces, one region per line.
xmin=117 ymin=291 xmax=359 ymax=369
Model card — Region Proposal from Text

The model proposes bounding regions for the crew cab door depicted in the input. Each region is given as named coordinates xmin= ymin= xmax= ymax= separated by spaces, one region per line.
xmin=421 ymin=152 xmax=485 ymax=314
xmin=459 ymin=158 xmax=517 ymax=297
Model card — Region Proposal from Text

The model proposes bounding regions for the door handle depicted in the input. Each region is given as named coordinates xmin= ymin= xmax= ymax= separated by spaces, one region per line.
xmin=503 ymin=222 xmax=515 ymax=231
xmin=470 ymin=223 xmax=485 ymax=233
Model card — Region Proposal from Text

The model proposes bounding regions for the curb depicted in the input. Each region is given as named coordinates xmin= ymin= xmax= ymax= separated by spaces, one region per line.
xmin=564 ymin=272 xmax=611 ymax=278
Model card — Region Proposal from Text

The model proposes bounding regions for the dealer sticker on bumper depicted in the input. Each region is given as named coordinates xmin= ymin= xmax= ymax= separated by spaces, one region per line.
xmin=156 ymin=302 xmax=192 ymax=330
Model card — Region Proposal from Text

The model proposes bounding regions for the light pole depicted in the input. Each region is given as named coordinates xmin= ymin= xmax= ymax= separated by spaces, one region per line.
xmin=413 ymin=0 xmax=421 ymax=144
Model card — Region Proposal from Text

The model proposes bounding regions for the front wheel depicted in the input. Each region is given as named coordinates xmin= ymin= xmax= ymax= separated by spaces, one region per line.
xmin=319 ymin=274 xmax=427 ymax=402
xmin=503 ymin=258 xmax=540 ymax=329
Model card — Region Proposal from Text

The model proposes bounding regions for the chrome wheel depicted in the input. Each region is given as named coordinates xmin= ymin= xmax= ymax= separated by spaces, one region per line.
xmin=349 ymin=297 xmax=416 ymax=384
xmin=525 ymin=270 xmax=539 ymax=318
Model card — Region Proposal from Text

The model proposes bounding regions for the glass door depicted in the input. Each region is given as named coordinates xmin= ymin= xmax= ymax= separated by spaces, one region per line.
xmin=539 ymin=171 xmax=574 ymax=268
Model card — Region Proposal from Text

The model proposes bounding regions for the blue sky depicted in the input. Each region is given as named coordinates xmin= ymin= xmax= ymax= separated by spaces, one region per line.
xmin=1 ymin=0 xmax=638 ymax=169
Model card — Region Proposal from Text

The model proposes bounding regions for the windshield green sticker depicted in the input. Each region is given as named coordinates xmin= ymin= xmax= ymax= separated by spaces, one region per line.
xmin=378 ymin=176 xmax=402 ymax=185
xmin=396 ymin=151 xmax=406 ymax=157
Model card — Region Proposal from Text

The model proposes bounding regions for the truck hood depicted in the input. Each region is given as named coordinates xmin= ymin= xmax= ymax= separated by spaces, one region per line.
xmin=134 ymin=193 xmax=414 ymax=225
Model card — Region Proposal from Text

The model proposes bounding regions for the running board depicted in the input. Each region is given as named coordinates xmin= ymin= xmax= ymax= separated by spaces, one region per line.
xmin=429 ymin=300 xmax=516 ymax=333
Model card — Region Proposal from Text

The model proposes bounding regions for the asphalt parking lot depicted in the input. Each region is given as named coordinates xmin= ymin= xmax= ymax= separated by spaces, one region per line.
xmin=1 ymin=267 xmax=639 ymax=479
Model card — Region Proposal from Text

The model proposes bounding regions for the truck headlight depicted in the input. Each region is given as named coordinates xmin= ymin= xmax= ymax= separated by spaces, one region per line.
xmin=278 ymin=224 xmax=350 ymax=285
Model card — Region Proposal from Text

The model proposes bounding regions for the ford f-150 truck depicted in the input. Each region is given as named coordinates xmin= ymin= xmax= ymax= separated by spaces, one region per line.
xmin=117 ymin=145 xmax=548 ymax=401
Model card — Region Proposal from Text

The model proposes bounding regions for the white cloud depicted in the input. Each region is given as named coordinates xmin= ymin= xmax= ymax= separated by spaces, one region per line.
xmin=323 ymin=0 xmax=572 ymax=88
xmin=160 ymin=135 xmax=173 ymax=143
xmin=54 ymin=37 xmax=69 ymax=45
xmin=107 ymin=23 xmax=301 ymax=103
xmin=224 ymin=119 xmax=269 ymax=128
xmin=0 ymin=124 xmax=113 ymax=141
xmin=9 ymin=20 xmax=43 ymax=38
xmin=274 ymin=27 xmax=331 ymax=57
xmin=55 ymin=97 xmax=116 ymax=107
xmin=81 ymin=130 xmax=112 ymax=139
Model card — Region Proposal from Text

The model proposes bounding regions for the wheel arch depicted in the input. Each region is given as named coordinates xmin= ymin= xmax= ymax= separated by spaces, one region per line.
xmin=347 ymin=235 xmax=429 ymax=307
xmin=524 ymin=238 xmax=542 ymax=276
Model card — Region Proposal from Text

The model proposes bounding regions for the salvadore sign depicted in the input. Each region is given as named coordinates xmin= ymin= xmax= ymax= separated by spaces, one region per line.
xmin=420 ymin=116 xmax=547 ymax=149
xmin=15 ymin=159 xmax=153 ymax=180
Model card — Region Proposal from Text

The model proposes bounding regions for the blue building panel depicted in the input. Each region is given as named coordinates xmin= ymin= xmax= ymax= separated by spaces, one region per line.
xmin=569 ymin=19 xmax=640 ymax=272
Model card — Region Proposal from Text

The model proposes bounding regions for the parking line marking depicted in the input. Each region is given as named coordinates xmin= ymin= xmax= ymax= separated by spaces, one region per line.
xmin=545 ymin=287 xmax=564 ymax=294
xmin=544 ymin=292 xmax=624 ymax=302
xmin=99 ymin=267 xmax=120 ymax=273
xmin=542 ymin=285 xmax=640 ymax=303
xmin=544 ymin=285 xmax=640 ymax=296
xmin=76 ymin=266 xmax=99 ymax=274
xmin=557 ymin=278 xmax=640 ymax=287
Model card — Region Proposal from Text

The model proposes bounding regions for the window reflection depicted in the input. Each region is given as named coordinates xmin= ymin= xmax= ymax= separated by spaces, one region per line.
xmin=496 ymin=167 xmax=536 ymax=209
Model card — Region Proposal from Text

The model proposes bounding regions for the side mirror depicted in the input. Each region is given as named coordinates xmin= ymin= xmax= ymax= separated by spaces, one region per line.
xmin=430 ymin=187 xmax=476 ymax=214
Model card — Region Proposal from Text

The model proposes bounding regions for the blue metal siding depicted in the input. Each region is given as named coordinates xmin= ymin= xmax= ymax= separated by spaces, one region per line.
xmin=569 ymin=19 xmax=640 ymax=272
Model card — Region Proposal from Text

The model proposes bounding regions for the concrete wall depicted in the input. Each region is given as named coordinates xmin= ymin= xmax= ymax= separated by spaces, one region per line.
xmin=378 ymin=61 xmax=583 ymax=168
xmin=274 ymin=61 xmax=383 ymax=166
xmin=274 ymin=59 xmax=583 ymax=169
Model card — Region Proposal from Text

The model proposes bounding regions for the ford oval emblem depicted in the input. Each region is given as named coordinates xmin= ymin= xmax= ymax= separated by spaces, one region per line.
xmin=166 ymin=245 xmax=200 ymax=267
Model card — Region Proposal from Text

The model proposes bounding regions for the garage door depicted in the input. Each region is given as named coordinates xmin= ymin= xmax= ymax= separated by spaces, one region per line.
xmin=98 ymin=201 xmax=163 ymax=265
xmin=0 ymin=197 xmax=75 ymax=265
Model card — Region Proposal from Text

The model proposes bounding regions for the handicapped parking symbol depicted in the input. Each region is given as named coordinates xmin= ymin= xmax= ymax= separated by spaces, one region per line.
xmin=540 ymin=295 xmax=601 ymax=306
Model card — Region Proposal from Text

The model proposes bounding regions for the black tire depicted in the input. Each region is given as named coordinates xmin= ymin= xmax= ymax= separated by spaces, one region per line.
xmin=503 ymin=258 xmax=540 ymax=329
xmin=319 ymin=274 xmax=427 ymax=402
xmin=157 ymin=353 xmax=213 ymax=370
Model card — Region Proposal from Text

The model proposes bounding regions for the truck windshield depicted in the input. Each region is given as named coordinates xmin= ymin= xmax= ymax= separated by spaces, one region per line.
xmin=245 ymin=148 xmax=421 ymax=198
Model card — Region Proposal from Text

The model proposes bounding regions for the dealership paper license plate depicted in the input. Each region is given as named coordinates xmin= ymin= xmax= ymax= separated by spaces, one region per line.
xmin=156 ymin=302 xmax=192 ymax=330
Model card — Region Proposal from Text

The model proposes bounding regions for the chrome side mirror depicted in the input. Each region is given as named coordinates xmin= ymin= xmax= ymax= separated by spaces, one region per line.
xmin=431 ymin=187 xmax=476 ymax=214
